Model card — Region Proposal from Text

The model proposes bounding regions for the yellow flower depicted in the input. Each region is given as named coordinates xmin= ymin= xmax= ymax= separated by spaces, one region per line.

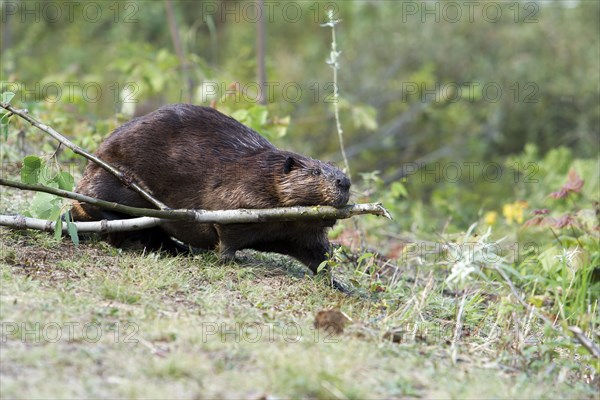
xmin=484 ymin=211 xmax=498 ymax=225
xmin=503 ymin=201 xmax=528 ymax=224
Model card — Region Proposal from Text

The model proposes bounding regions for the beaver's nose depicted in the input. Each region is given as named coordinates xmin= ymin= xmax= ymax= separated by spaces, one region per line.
xmin=336 ymin=176 xmax=351 ymax=190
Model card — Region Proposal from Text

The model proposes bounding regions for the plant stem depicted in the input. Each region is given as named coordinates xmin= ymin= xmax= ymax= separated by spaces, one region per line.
xmin=324 ymin=11 xmax=351 ymax=179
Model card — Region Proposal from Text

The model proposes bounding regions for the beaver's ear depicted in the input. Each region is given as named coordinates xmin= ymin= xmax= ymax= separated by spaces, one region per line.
xmin=283 ymin=157 xmax=295 ymax=174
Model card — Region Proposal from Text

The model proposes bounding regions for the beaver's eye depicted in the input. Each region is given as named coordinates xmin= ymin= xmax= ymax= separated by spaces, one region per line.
xmin=312 ymin=169 xmax=321 ymax=176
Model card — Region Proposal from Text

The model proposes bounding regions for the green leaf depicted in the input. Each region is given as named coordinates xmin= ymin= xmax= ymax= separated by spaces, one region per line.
xmin=21 ymin=156 xmax=43 ymax=184
xmin=54 ymin=172 xmax=75 ymax=191
xmin=357 ymin=252 xmax=374 ymax=266
xmin=54 ymin=216 xmax=63 ymax=241
xmin=231 ymin=109 xmax=249 ymax=122
xmin=248 ymin=106 xmax=268 ymax=128
xmin=0 ymin=110 xmax=11 ymax=141
xmin=67 ymin=221 xmax=79 ymax=246
xmin=317 ymin=260 xmax=329 ymax=273
xmin=272 ymin=115 xmax=290 ymax=139
xmin=29 ymin=192 xmax=60 ymax=219
xmin=391 ymin=182 xmax=408 ymax=198
xmin=48 ymin=203 xmax=63 ymax=221
xmin=1 ymin=92 xmax=15 ymax=104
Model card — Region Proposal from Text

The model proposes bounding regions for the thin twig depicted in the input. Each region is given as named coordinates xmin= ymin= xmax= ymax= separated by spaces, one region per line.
xmin=0 ymin=102 xmax=168 ymax=210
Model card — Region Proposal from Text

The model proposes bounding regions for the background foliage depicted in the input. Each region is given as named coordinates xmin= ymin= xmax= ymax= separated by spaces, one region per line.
xmin=2 ymin=1 xmax=598 ymax=226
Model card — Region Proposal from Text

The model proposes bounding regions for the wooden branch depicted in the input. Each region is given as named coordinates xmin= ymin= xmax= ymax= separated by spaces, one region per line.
xmin=1 ymin=178 xmax=392 ymax=224
xmin=0 ymin=102 xmax=168 ymax=210
xmin=1 ymin=178 xmax=183 ymax=220
xmin=0 ymin=215 xmax=163 ymax=233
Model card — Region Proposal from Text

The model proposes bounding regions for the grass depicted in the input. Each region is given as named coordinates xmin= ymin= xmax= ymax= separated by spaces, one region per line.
xmin=0 ymin=226 xmax=597 ymax=399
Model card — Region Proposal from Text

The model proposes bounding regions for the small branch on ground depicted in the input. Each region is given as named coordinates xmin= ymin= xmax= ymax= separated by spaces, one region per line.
xmin=0 ymin=215 xmax=163 ymax=233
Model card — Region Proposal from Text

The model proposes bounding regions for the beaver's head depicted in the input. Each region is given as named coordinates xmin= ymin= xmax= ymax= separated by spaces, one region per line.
xmin=272 ymin=152 xmax=351 ymax=208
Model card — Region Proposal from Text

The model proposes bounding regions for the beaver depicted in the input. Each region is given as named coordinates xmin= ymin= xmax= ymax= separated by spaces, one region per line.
xmin=71 ymin=104 xmax=351 ymax=276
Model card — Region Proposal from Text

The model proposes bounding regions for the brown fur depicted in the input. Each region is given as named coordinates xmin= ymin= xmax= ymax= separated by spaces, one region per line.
xmin=71 ymin=104 xmax=351 ymax=274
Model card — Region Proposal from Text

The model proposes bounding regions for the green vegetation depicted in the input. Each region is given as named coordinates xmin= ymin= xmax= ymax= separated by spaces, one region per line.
xmin=1 ymin=0 xmax=598 ymax=398
xmin=1 ymin=226 xmax=597 ymax=399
